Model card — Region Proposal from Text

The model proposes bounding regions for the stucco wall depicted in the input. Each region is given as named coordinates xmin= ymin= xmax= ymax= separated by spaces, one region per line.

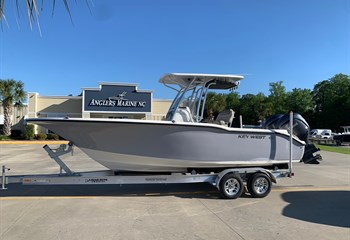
xmin=37 ymin=96 xmax=82 ymax=117
xmin=152 ymin=99 xmax=172 ymax=120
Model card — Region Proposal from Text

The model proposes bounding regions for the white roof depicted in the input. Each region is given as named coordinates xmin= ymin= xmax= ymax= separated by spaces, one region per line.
xmin=159 ymin=73 xmax=244 ymax=89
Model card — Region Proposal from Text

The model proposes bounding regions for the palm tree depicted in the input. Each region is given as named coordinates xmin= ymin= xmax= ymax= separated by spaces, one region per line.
xmin=0 ymin=1 xmax=88 ymax=26
xmin=0 ymin=79 xmax=26 ymax=136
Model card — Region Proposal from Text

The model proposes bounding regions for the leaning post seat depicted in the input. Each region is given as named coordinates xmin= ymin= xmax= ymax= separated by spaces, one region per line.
xmin=215 ymin=109 xmax=235 ymax=127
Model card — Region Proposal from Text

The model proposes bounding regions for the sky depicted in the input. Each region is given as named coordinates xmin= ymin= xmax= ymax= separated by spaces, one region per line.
xmin=0 ymin=0 xmax=349 ymax=100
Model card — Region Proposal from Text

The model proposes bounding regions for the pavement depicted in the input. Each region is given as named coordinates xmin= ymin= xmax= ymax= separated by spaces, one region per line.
xmin=0 ymin=144 xmax=349 ymax=240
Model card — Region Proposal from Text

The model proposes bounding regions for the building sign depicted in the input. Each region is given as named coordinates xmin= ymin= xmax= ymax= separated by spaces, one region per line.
xmin=83 ymin=83 xmax=152 ymax=113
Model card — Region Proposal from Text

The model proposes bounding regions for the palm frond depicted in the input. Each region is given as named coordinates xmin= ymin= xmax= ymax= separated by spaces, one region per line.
xmin=63 ymin=0 xmax=73 ymax=24
xmin=1 ymin=1 xmax=93 ymax=31
xmin=0 ymin=0 xmax=8 ymax=29
xmin=0 ymin=79 xmax=26 ymax=104
xmin=85 ymin=0 xmax=93 ymax=16
xmin=25 ymin=0 xmax=34 ymax=28
xmin=51 ymin=0 xmax=56 ymax=16
xmin=0 ymin=0 xmax=4 ymax=17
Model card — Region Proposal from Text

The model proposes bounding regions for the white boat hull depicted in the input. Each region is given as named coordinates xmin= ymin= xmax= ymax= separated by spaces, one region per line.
xmin=28 ymin=118 xmax=305 ymax=172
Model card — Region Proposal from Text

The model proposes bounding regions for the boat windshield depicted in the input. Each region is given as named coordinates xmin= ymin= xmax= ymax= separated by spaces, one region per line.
xmin=160 ymin=73 xmax=243 ymax=122
xmin=176 ymin=86 xmax=203 ymax=121
xmin=165 ymin=85 xmax=200 ymax=122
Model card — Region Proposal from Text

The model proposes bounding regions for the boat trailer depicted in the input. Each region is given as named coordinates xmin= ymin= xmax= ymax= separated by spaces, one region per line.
xmin=0 ymin=141 xmax=293 ymax=199
xmin=1 ymin=112 xmax=298 ymax=199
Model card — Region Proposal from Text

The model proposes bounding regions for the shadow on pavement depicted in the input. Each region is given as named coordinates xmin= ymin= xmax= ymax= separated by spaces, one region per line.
xmin=282 ymin=191 xmax=350 ymax=228
xmin=0 ymin=183 xmax=222 ymax=199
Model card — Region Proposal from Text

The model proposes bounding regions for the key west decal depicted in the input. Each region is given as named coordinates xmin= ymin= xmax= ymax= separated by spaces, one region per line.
xmin=83 ymin=83 xmax=152 ymax=113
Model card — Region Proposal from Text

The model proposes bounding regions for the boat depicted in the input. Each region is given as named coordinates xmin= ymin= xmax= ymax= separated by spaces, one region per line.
xmin=333 ymin=126 xmax=350 ymax=146
xmin=27 ymin=73 xmax=318 ymax=173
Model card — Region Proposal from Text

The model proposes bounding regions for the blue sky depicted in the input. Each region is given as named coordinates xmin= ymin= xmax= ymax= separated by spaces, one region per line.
xmin=0 ymin=0 xmax=349 ymax=100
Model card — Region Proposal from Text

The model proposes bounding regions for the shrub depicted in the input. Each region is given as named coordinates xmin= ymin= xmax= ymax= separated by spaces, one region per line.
xmin=24 ymin=124 xmax=35 ymax=140
xmin=0 ymin=135 xmax=10 ymax=141
xmin=52 ymin=134 xmax=60 ymax=140
xmin=36 ymin=133 xmax=47 ymax=140
xmin=47 ymin=133 xmax=60 ymax=140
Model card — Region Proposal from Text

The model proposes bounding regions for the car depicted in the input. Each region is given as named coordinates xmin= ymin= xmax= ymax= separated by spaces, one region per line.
xmin=320 ymin=132 xmax=332 ymax=139
xmin=309 ymin=129 xmax=332 ymax=139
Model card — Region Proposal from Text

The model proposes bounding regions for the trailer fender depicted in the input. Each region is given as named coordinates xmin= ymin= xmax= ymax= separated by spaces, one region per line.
xmin=215 ymin=169 xmax=243 ymax=190
xmin=214 ymin=168 xmax=277 ymax=190
xmin=260 ymin=170 xmax=277 ymax=184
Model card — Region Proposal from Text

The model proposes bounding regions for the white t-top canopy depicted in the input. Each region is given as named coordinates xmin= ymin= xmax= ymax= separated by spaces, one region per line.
xmin=159 ymin=73 xmax=244 ymax=90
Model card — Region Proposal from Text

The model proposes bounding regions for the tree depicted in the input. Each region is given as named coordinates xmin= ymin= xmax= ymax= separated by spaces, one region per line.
xmin=313 ymin=73 xmax=350 ymax=130
xmin=239 ymin=93 xmax=270 ymax=125
xmin=204 ymin=92 xmax=227 ymax=119
xmin=225 ymin=92 xmax=240 ymax=111
xmin=268 ymin=81 xmax=288 ymax=114
xmin=0 ymin=79 xmax=26 ymax=136
xmin=286 ymin=88 xmax=314 ymax=115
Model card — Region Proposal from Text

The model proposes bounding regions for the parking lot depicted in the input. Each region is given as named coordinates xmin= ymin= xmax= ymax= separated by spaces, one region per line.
xmin=0 ymin=144 xmax=349 ymax=240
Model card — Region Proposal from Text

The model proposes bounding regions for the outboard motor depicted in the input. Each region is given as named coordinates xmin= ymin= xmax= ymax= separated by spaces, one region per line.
xmin=262 ymin=114 xmax=284 ymax=129
xmin=275 ymin=113 xmax=309 ymax=142
xmin=263 ymin=113 xmax=321 ymax=164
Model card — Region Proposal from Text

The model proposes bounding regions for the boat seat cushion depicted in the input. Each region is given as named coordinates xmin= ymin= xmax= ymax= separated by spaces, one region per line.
xmin=216 ymin=109 xmax=235 ymax=127
xmin=173 ymin=107 xmax=194 ymax=122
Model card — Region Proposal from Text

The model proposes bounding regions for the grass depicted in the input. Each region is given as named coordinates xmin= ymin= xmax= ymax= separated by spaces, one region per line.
xmin=315 ymin=144 xmax=350 ymax=155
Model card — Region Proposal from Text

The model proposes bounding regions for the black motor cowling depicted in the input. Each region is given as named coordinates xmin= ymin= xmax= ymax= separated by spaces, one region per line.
xmin=262 ymin=114 xmax=284 ymax=129
xmin=263 ymin=113 xmax=309 ymax=142
xmin=263 ymin=113 xmax=321 ymax=164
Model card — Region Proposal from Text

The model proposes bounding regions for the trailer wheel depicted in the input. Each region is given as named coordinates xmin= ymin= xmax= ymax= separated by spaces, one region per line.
xmin=219 ymin=173 xmax=244 ymax=199
xmin=247 ymin=173 xmax=272 ymax=198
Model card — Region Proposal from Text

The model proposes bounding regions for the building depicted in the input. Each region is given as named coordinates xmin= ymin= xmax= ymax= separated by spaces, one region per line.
xmin=27 ymin=82 xmax=172 ymax=134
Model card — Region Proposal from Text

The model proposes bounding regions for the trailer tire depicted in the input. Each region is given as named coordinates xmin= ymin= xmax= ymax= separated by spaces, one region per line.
xmin=247 ymin=173 xmax=272 ymax=198
xmin=219 ymin=173 xmax=244 ymax=199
